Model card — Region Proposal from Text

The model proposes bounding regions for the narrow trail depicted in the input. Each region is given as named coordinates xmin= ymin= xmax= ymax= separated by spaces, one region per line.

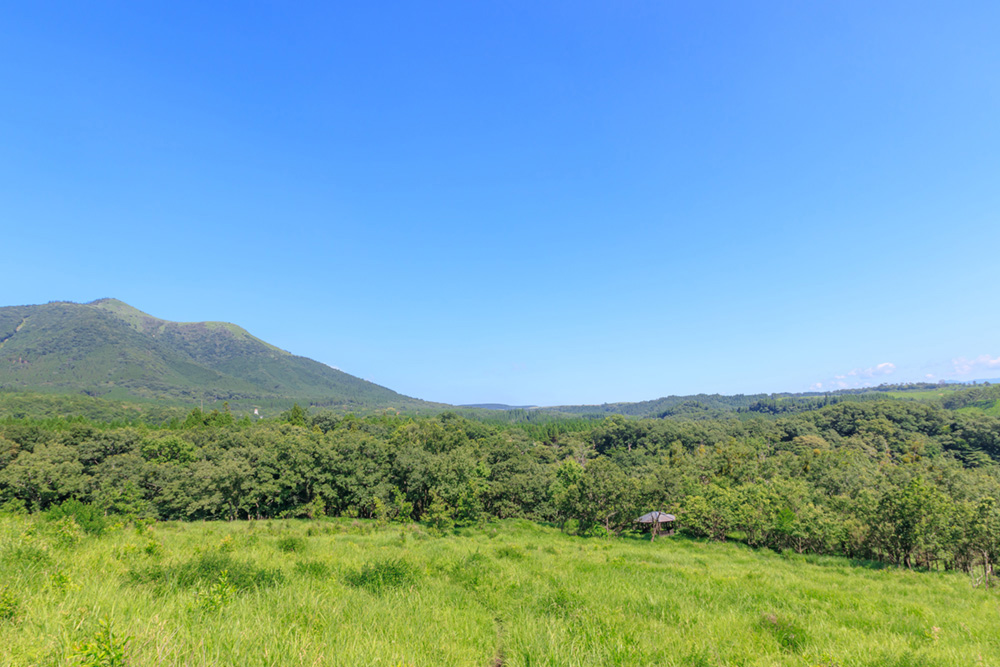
xmin=0 ymin=317 xmax=28 ymax=352
xmin=490 ymin=614 xmax=506 ymax=667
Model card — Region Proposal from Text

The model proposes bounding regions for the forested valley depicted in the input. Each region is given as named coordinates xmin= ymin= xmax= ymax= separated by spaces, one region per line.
xmin=4 ymin=397 xmax=1000 ymax=576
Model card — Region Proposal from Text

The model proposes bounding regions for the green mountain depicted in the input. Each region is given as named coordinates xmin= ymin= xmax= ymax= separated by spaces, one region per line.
xmin=0 ymin=299 xmax=441 ymax=414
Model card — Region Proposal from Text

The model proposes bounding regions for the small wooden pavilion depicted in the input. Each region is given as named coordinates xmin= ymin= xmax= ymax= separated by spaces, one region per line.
xmin=635 ymin=511 xmax=676 ymax=541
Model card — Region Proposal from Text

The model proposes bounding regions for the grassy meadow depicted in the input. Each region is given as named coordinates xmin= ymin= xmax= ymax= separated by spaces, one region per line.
xmin=2 ymin=515 xmax=999 ymax=667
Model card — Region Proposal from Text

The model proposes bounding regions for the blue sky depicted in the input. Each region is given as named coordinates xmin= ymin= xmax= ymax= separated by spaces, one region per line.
xmin=2 ymin=2 xmax=998 ymax=406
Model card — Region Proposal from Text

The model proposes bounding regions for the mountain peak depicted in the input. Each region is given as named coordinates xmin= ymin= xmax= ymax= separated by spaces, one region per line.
xmin=0 ymin=300 xmax=440 ymax=413
xmin=88 ymin=298 xmax=164 ymax=331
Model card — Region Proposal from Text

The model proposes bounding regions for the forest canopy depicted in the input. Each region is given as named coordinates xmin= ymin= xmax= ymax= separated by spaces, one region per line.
xmin=3 ymin=396 xmax=1000 ymax=577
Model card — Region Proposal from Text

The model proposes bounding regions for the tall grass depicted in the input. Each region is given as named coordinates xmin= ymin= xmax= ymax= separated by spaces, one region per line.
xmin=1 ymin=514 xmax=998 ymax=666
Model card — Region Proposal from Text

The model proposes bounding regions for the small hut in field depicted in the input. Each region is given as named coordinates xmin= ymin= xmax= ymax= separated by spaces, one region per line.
xmin=636 ymin=511 xmax=676 ymax=541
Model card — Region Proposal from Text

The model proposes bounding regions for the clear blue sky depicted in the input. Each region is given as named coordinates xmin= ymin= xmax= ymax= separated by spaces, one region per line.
xmin=2 ymin=2 xmax=998 ymax=406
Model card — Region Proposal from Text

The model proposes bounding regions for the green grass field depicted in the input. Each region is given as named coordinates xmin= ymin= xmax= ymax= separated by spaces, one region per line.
xmin=958 ymin=403 xmax=1000 ymax=417
xmin=2 ymin=515 xmax=999 ymax=667
xmin=882 ymin=390 xmax=955 ymax=401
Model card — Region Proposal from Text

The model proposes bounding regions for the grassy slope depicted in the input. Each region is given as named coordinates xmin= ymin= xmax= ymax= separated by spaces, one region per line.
xmin=959 ymin=403 xmax=1000 ymax=417
xmin=2 ymin=516 xmax=998 ymax=667
xmin=883 ymin=389 xmax=959 ymax=401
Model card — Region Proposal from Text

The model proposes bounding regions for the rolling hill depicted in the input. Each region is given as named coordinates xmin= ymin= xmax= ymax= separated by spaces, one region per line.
xmin=0 ymin=299 xmax=441 ymax=414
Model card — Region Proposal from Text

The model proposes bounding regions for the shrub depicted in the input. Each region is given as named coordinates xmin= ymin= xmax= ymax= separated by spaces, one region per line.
xmin=194 ymin=570 xmax=236 ymax=612
xmin=344 ymin=558 xmax=417 ymax=594
xmin=49 ymin=569 xmax=74 ymax=592
xmin=0 ymin=498 xmax=28 ymax=515
xmin=2 ymin=543 xmax=52 ymax=571
xmin=0 ymin=585 xmax=20 ymax=622
xmin=128 ymin=552 xmax=283 ymax=592
xmin=50 ymin=517 xmax=85 ymax=547
xmin=70 ymin=618 xmax=129 ymax=666
xmin=47 ymin=500 xmax=107 ymax=536
xmin=495 ymin=545 xmax=526 ymax=560
xmin=423 ymin=492 xmax=454 ymax=533
xmin=143 ymin=540 xmax=162 ymax=557
xmin=276 ymin=536 xmax=306 ymax=553
xmin=294 ymin=559 xmax=331 ymax=578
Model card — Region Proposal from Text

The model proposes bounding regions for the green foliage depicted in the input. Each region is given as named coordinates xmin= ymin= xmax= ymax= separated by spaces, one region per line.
xmin=46 ymin=500 xmax=107 ymax=536
xmin=538 ymin=586 xmax=581 ymax=619
xmin=758 ymin=612 xmax=807 ymax=652
xmin=373 ymin=488 xmax=415 ymax=526
xmin=423 ymin=491 xmax=454 ymax=533
xmin=344 ymin=557 xmax=418 ymax=594
xmin=293 ymin=559 xmax=331 ymax=578
xmin=276 ymin=535 xmax=306 ymax=553
xmin=49 ymin=569 xmax=74 ymax=591
xmin=140 ymin=434 xmax=196 ymax=463
xmin=0 ymin=498 xmax=27 ymax=515
xmin=0 ymin=300 xmax=442 ymax=415
xmin=70 ymin=618 xmax=129 ymax=667
xmin=193 ymin=570 xmax=236 ymax=612
xmin=3 ymin=516 xmax=1000 ymax=665
xmin=49 ymin=516 xmax=85 ymax=546
xmin=142 ymin=539 xmax=162 ymax=557
xmin=0 ymin=585 xmax=19 ymax=622
xmin=494 ymin=544 xmax=526 ymax=560
xmin=128 ymin=551 xmax=284 ymax=592
xmin=280 ymin=403 xmax=309 ymax=427
xmin=2 ymin=395 xmax=1000 ymax=573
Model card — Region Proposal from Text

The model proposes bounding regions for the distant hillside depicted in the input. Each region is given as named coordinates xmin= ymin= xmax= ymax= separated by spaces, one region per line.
xmin=0 ymin=299 xmax=443 ymax=414
xmin=531 ymin=383 xmax=990 ymax=420
xmin=458 ymin=403 xmax=538 ymax=410
xmin=541 ymin=394 xmax=765 ymax=418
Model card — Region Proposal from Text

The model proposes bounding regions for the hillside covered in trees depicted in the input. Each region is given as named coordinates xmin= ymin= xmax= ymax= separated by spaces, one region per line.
xmin=0 ymin=300 xmax=442 ymax=413
xmin=4 ymin=397 xmax=1000 ymax=577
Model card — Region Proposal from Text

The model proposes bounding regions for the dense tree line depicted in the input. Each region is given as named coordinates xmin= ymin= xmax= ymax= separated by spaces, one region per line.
xmin=3 ymin=399 xmax=1000 ymax=579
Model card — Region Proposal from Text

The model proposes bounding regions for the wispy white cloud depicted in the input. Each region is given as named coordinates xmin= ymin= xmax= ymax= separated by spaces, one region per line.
xmin=845 ymin=362 xmax=896 ymax=378
xmin=812 ymin=361 xmax=896 ymax=392
xmin=811 ymin=354 xmax=1000 ymax=394
xmin=952 ymin=355 xmax=1000 ymax=375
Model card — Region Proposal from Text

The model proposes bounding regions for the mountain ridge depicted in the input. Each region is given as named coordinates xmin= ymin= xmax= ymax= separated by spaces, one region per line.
xmin=0 ymin=299 xmax=442 ymax=413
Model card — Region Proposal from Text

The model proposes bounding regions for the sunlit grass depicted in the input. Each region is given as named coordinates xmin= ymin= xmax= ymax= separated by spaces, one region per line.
xmin=2 ymin=515 xmax=998 ymax=666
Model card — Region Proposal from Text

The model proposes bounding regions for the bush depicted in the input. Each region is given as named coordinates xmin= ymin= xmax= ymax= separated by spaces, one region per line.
xmin=193 ymin=570 xmax=236 ymax=612
xmin=70 ymin=618 xmax=129 ymax=666
xmin=423 ymin=492 xmax=454 ymax=533
xmin=2 ymin=543 xmax=52 ymax=571
xmin=344 ymin=558 xmax=417 ymax=594
xmin=128 ymin=552 xmax=284 ymax=592
xmin=495 ymin=545 xmax=526 ymax=560
xmin=143 ymin=540 xmax=162 ymax=557
xmin=293 ymin=559 xmax=331 ymax=578
xmin=276 ymin=536 xmax=306 ymax=553
xmin=49 ymin=569 xmax=73 ymax=592
xmin=46 ymin=500 xmax=107 ymax=536
xmin=0 ymin=498 xmax=28 ymax=515
xmin=50 ymin=517 xmax=85 ymax=547
xmin=0 ymin=586 xmax=20 ymax=622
